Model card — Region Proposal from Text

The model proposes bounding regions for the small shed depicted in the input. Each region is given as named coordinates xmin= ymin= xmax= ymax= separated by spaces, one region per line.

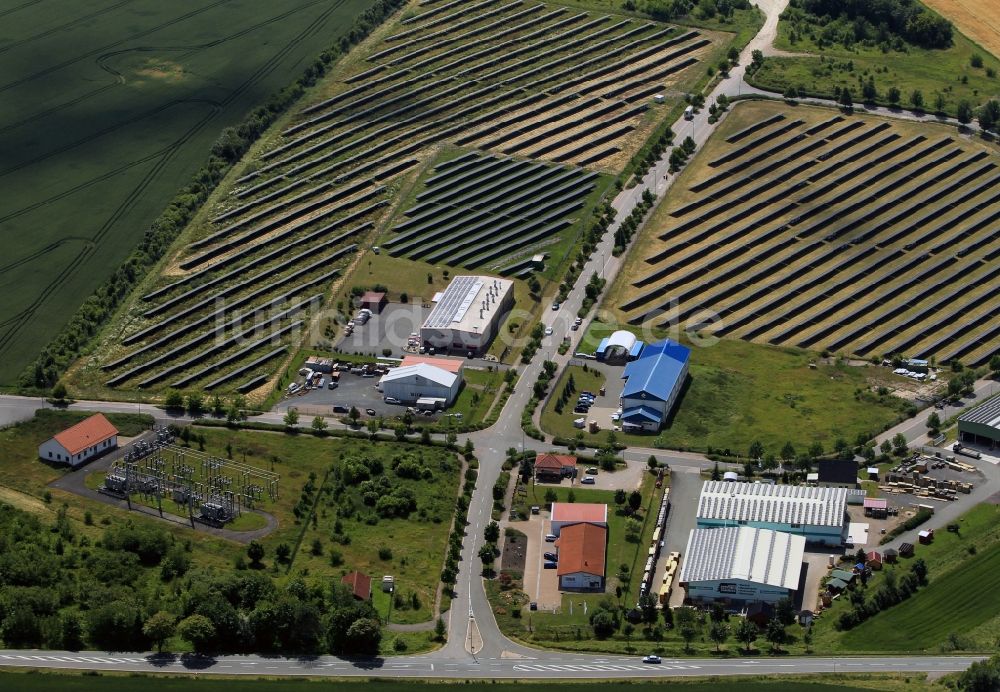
xmin=918 ymin=529 xmax=934 ymax=544
xmin=866 ymin=551 xmax=883 ymax=570
xmin=806 ymin=472 xmax=819 ymax=485
xmin=883 ymin=547 xmax=898 ymax=563
xmin=826 ymin=577 xmax=849 ymax=593
xmin=864 ymin=497 xmax=889 ymax=519
xmin=360 ymin=291 xmax=387 ymax=314
xmin=899 ymin=542 xmax=915 ymax=557
xmin=798 ymin=610 xmax=814 ymax=627
xmin=341 ymin=571 xmax=372 ymax=601
xmin=867 ymin=467 xmax=880 ymax=481
xmin=830 ymin=568 xmax=855 ymax=584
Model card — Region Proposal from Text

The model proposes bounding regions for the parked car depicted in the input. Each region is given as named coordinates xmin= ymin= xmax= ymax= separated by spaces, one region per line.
xmin=544 ymin=533 xmax=557 ymax=542
xmin=570 ymin=323 xmax=579 ymax=331
xmin=543 ymin=552 xmax=558 ymax=562
xmin=332 ymin=405 xmax=349 ymax=414
xmin=365 ymin=408 xmax=377 ymax=416
xmin=551 ymin=302 xmax=560 ymax=311
xmin=586 ymin=467 xmax=598 ymax=475
xmin=384 ymin=396 xmax=401 ymax=404
xmin=530 ymin=506 xmax=540 ymax=515
xmin=573 ymin=406 xmax=590 ymax=414
xmin=581 ymin=476 xmax=596 ymax=485
xmin=642 ymin=655 xmax=661 ymax=664
xmin=543 ymin=561 xmax=558 ymax=569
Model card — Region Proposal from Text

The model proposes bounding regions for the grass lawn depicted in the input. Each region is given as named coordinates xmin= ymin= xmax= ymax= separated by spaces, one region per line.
xmin=811 ymin=503 xmax=1000 ymax=653
xmin=0 ymin=0 xmax=375 ymax=385
xmin=748 ymin=9 xmax=1000 ymax=116
xmin=545 ymin=324 xmax=912 ymax=454
xmin=0 ymin=671 xmax=934 ymax=692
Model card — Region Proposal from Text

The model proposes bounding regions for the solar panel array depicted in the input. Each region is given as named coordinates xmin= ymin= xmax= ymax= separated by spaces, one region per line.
xmin=424 ymin=276 xmax=483 ymax=329
xmin=696 ymin=481 xmax=848 ymax=528
xmin=959 ymin=396 xmax=1000 ymax=428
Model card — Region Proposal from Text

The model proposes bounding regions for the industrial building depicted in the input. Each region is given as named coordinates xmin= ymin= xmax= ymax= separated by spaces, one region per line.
xmin=549 ymin=502 xmax=607 ymax=535
xmin=679 ymin=526 xmax=805 ymax=606
xmin=38 ymin=413 xmax=119 ymax=467
xmin=816 ymin=459 xmax=859 ymax=488
xmin=379 ymin=361 xmax=462 ymax=406
xmin=619 ymin=339 xmax=690 ymax=432
xmin=696 ymin=481 xmax=849 ymax=546
xmin=595 ymin=330 xmax=644 ymax=362
xmin=555 ymin=522 xmax=607 ymax=591
xmin=420 ymin=275 xmax=514 ymax=354
xmin=958 ymin=396 xmax=1000 ymax=448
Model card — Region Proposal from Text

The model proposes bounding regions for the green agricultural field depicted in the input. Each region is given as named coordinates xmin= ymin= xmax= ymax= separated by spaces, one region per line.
xmin=747 ymin=3 xmax=1000 ymax=116
xmin=542 ymin=324 xmax=912 ymax=454
xmin=65 ymin=0 xmax=731 ymax=403
xmin=608 ymin=100 xmax=1000 ymax=369
xmin=812 ymin=503 xmax=1000 ymax=653
xmin=0 ymin=671 xmax=927 ymax=692
xmin=0 ymin=0 xmax=377 ymax=386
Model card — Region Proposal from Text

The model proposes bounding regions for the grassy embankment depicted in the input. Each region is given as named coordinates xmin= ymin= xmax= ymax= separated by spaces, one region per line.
xmin=748 ymin=6 xmax=1000 ymax=116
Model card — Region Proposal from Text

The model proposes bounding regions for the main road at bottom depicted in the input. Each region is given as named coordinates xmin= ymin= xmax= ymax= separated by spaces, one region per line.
xmin=0 ymin=650 xmax=983 ymax=679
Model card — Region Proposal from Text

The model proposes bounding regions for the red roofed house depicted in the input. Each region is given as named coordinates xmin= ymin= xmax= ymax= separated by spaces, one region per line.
xmin=866 ymin=551 xmax=883 ymax=571
xmin=38 ymin=413 xmax=119 ymax=467
xmin=360 ymin=291 xmax=387 ymax=314
xmin=550 ymin=502 xmax=608 ymax=535
xmin=534 ymin=453 xmax=576 ymax=482
xmin=341 ymin=571 xmax=372 ymax=601
xmin=555 ymin=523 xmax=607 ymax=591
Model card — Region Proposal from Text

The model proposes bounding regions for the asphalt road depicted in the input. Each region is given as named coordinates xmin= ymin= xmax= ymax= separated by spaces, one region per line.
xmin=0 ymin=650 xmax=983 ymax=679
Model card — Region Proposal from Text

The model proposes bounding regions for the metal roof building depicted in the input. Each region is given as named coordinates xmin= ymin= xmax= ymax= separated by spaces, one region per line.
xmin=680 ymin=526 xmax=805 ymax=605
xmin=958 ymin=395 xmax=1000 ymax=447
xmin=595 ymin=330 xmax=644 ymax=362
xmin=379 ymin=363 xmax=462 ymax=405
xmin=619 ymin=339 xmax=690 ymax=432
xmin=420 ymin=275 xmax=514 ymax=354
xmin=696 ymin=481 xmax=849 ymax=546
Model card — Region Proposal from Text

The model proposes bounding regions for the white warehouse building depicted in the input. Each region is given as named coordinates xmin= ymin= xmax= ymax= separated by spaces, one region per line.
xmin=420 ymin=276 xmax=514 ymax=355
xmin=680 ymin=526 xmax=805 ymax=606
xmin=379 ymin=363 xmax=462 ymax=407
xmin=696 ymin=481 xmax=849 ymax=546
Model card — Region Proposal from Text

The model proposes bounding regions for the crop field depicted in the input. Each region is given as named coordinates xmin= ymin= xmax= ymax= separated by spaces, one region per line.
xmin=922 ymin=0 xmax=1000 ymax=58
xmin=0 ymin=0 xmax=377 ymax=386
xmin=387 ymin=153 xmax=597 ymax=274
xmin=73 ymin=0 xmax=724 ymax=397
xmin=614 ymin=101 xmax=1000 ymax=367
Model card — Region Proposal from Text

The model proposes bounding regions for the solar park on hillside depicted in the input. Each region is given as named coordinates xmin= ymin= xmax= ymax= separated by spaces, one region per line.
xmin=96 ymin=0 xmax=718 ymax=395
xmin=388 ymin=153 xmax=597 ymax=275
xmin=620 ymin=102 xmax=1000 ymax=367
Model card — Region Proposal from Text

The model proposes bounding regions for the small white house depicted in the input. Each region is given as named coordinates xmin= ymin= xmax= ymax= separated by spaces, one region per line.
xmin=379 ymin=363 xmax=461 ymax=405
xmin=38 ymin=413 xmax=119 ymax=467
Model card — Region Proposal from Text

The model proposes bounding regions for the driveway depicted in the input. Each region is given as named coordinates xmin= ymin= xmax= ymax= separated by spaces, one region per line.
xmin=660 ymin=466 xmax=702 ymax=607
xmin=518 ymin=511 xmax=561 ymax=610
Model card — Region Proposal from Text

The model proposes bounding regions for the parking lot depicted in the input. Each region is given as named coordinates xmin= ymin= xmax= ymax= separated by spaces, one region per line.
xmin=535 ymin=461 xmax=646 ymax=492
xmin=571 ymin=359 xmax=627 ymax=431
xmin=335 ymin=302 xmax=429 ymax=359
xmin=518 ymin=510 xmax=562 ymax=610
xmin=272 ymin=368 xmax=441 ymax=421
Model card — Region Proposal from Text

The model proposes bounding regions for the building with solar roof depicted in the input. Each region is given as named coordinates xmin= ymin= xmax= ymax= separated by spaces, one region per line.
xmin=680 ymin=526 xmax=805 ymax=606
xmin=420 ymin=276 xmax=514 ymax=354
xmin=696 ymin=481 xmax=849 ymax=546
xmin=957 ymin=396 xmax=1000 ymax=448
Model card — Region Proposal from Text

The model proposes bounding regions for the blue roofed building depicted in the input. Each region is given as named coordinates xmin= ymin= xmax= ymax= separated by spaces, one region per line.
xmin=619 ymin=339 xmax=690 ymax=431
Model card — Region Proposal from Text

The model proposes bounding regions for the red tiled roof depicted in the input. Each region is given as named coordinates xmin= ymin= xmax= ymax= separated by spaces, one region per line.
xmin=361 ymin=291 xmax=386 ymax=302
xmin=535 ymin=453 xmax=576 ymax=470
xmin=551 ymin=502 xmax=607 ymax=524
xmin=341 ymin=571 xmax=372 ymax=600
xmin=399 ymin=355 xmax=464 ymax=373
xmin=555 ymin=523 xmax=606 ymax=577
xmin=53 ymin=413 xmax=118 ymax=455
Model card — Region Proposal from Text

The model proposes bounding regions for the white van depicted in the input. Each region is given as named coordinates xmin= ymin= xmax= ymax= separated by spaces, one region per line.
xmin=684 ymin=105 xmax=694 ymax=120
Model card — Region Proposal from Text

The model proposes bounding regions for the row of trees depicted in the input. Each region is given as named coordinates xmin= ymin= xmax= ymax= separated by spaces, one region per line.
xmin=790 ymin=0 xmax=953 ymax=49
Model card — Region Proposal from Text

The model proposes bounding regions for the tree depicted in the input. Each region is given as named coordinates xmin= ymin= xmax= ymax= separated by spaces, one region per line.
xmin=177 ymin=614 xmax=216 ymax=653
xmin=348 ymin=406 xmax=360 ymax=425
xmin=247 ymin=540 xmax=265 ymax=567
xmin=484 ymin=521 xmax=500 ymax=543
xmin=880 ymin=438 xmax=893 ymax=455
xmin=434 ymin=617 xmax=447 ymax=642
xmin=910 ymin=89 xmax=925 ymax=111
xmin=709 ymin=621 xmax=730 ymax=652
xmin=143 ymin=611 xmax=176 ymax=653
xmin=957 ymin=100 xmax=974 ymax=125
xmin=959 ymin=653 xmax=1000 ymax=691
xmin=927 ymin=412 xmax=941 ymax=434
xmin=186 ymin=393 xmax=204 ymax=415
xmin=912 ymin=557 xmax=928 ymax=583
xmin=344 ymin=617 xmax=382 ymax=654
xmin=781 ymin=442 xmax=795 ymax=461
xmin=627 ymin=490 xmax=642 ymax=513
xmin=590 ymin=609 xmax=618 ymax=638
xmin=647 ymin=455 xmax=658 ymax=470
xmin=661 ymin=604 xmax=674 ymax=629
xmin=478 ymin=543 xmax=497 ymax=570
xmin=51 ymin=382 xmax=67 ymax=401
xmin=735 ymin=617 xmax=757 ymax=652
xmin=276 ymin=543 xmax=291 ymax=563
xmin=164 ymin=390 xmax=184 ymax=410
xmin=892 ymin=432 xmax=908 ymax=455
xmin=765 ymin=618 xmax=786 ymax=652
xmin=862 ymin=78 xmax=877 ymax=102
xmin=839 ymin=87 xmax=853 ymax=109
xmin=367 ymin=418 xmax=380 ymax=439
xmin=887 ymin=86 xmax=901 ymax=105
xmin=775 ymin=597 xmax=795 ymax=626
xmin=748 ymin=440 xmax=764 ymax=460
xmin=639 ymin=593 xmax=658 ymax=625
xmin=679 ymin=624 xmax=697 ymax=652
xmin=711 ymin=462 xmax=721 ymax=481
xmin=283 ymin=407 xmax=299 ymax=428
xmin=614 ymin=488 xmax=627 ymax=507
xmin=979 ymin=99 xmax=1000 ymax=131
xmin=309 ymin=416 xmax=327 ymax=435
